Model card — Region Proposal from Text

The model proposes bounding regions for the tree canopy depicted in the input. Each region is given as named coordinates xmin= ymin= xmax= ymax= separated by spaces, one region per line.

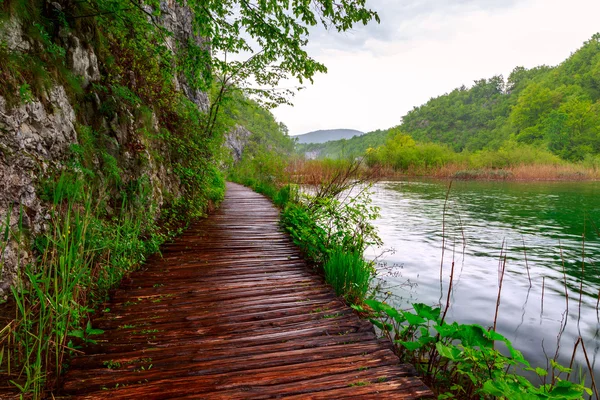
xmin=189 ymin=0 xmax=379 ymax=106
xmin=398 ymin=34 xmax=600 ymax=161
xmin=298 ymin=34 xmax=600 ymax=165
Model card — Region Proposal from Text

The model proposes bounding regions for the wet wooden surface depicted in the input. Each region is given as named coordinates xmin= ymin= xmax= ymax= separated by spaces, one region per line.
xmin=60 ymin=182 xmax=432 ymax=399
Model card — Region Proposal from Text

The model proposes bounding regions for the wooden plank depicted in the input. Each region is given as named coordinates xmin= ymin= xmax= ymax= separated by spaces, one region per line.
xmin=60 ymin=182 xmax=432 ymax=399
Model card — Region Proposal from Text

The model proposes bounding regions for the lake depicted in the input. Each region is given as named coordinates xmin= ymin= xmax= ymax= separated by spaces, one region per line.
xmin=367 ymin=179 xmax=600 ymax=387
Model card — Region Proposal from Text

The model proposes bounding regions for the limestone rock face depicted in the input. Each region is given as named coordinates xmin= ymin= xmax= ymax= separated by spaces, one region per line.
xmin=0 ymin=2 xmax=211 ymax=296
xmin=159 ymin=1 xmax=210 ymax=112
xmin=0 ymin=86 xmax=77 ymax=294
xmin=67 ymin=36 xmax=101 ymax=88
xmin=225 ymin=125 xmax=252 ymax=162
xmin=0 ymin=17 xmax=30 ymax=52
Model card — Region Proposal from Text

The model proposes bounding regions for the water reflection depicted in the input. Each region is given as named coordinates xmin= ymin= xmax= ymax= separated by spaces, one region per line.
xmin=368 ymin=179 xmax=600 ymax=388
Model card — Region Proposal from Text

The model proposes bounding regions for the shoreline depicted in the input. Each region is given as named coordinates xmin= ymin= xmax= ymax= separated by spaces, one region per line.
xmin=287 ymin=160 xmax=600 ymax=184
xmin=374 ymin=172 xmax=600 ymax=182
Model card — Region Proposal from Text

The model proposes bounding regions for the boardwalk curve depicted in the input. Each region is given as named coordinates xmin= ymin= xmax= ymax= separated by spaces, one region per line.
xmin=61 ymin=182 xmax=432 ymax=399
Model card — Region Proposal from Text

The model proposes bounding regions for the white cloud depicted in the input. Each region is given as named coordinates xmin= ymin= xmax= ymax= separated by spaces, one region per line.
xmin=273 ymin=0 xmax=600 ymax=136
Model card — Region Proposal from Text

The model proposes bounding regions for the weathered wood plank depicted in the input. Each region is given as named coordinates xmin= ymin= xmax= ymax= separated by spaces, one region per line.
xmin=60 ymin=182 xmax=432 ymax=398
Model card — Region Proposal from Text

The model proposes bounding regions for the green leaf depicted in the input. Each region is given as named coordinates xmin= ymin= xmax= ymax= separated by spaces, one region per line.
xmin=454 ymin=324 xmax=493 ymax=348
xmin=435 ymin=342 xmax=462 ymax=361
xmin=550 ymin=359 xmax=572 ymax=374
xmin=482 ymin=380 xmax=506 ymax=397
xmin=413 ymin=303 xmax=441 ymax=322
xmin=369 ymin=318 xmax=392 ymax=332
xmin=351 ymin=304 xmax=364 ymax=312
xmin=434 ymin=322 xmax=460 ymax=338
xmin=69 ymin=330 xmax=84 ymax=339
xmin=403 ymin=311 xmax=426 ymax=326
xmin=397 ymin=341 xmax=423 ymax=351
xmin=364 ymin=298 xmax=385 ymax=312
xmin=548 ymin=379 xmax=587 ymax=398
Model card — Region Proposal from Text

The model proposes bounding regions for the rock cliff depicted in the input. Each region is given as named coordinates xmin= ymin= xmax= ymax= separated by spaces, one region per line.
xmin=0 ymin=2 xmax=215 ymax=295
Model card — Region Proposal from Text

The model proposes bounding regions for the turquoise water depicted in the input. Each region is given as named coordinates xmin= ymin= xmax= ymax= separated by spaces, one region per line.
xmin=368 ymin=179 xmax=600 ymax=388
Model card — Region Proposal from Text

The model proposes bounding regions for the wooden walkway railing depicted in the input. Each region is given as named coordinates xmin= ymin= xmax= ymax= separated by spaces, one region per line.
xmin=61 ymin=182 xmax=432 ymax=399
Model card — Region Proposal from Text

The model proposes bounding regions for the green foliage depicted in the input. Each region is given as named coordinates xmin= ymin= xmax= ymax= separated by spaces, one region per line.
xmin=323 ymin=251 xmax=373 ymax=304
xmin=225 ymin=94 xmax=296 ymax=196
xmin=469 ymin=141 xmax=562 ymax=169
xmin=401 ymin=76 xmax=511 ymax=152
xmin=229 ymin=148 xmax=289 ymax=188
xmin=221 ymin=91 xmax=295 ymax=170
xmin=230 ymin=139 xmax=381 ymax=304
xmin=188 ymin=0 xmax=379 ymax=108
xmin=364 ymin=128 xmax=565 ymax=174
xmin=355 ymin=299 xmax=592 ymax=399
xmin=0 ymin=43 xmax=52 ymax=107
xmin=365 ymin=130 xmax=457 ymax=170
xmin=361 ymin=34 xmax=600 ymax=163
xmin=297 ymin=129 xmax=389 ymax=160
xmin=68 ymin=321 xmax=104 ymax=345
xmin=280 ymin=201 xmax=328 ymax=262
xmin=0 ymin=0 xmax=380 ymax=396
xmin=279 ymin=184 xmax=381 ymax=269
xmin=510 ymin=83 xmax=560 ymax=136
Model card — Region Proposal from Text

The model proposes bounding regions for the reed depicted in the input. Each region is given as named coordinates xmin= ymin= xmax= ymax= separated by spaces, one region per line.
xmin=493 ymin=243 xmax=507 ymax=335
xmin=558 ymin=240 xmax=570 ymax=313
xmin=522 ymin=235 xmax=532 ymax=288
xmin=285 ymin=158 xmax=381 ymax=187
xmin=359 ymin=161 xmax=600 ymax=181
xmin=541 ymin=276 xmax=546 ymax=314
xmin=0 ymin=172 xmax=172 ymax=397
xmin=323 ymin=251 xmax=373 ymax=304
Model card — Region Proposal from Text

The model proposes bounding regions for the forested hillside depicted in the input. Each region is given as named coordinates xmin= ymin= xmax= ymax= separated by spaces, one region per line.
xmin=300 ymin=34 xmax=600 ymax=166
xmin=297 ymin=129 xmax=388 ymax=158
xmin=401 ymin=34 xmax=600 ymax=161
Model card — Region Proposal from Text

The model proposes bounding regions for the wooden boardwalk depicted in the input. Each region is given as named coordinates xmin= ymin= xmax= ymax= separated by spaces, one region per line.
xmin=61 ymin=182 xmax=432 ymax=399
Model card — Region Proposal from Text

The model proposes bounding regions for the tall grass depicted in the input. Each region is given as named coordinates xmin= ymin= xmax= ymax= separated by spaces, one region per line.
xmin=323 ymin=251 xmax=373 ymax=304
xmin=8 ymin=178 xmax=94 ymax=396
xmin=0 ymin=171 xmax=176 ymax=396
xmin=364 ymin=162 xmax=600 ymax=181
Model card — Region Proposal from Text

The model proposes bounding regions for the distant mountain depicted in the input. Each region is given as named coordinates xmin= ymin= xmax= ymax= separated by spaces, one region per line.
xmin=292 ymin=129 xmax=364 ymax=144
xmin=297 ymin=129 xmax=390 ymax=159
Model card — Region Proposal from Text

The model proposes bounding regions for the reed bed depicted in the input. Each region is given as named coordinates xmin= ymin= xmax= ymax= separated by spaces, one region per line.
xmin=288 ymin=158 xmax=600 ymax=181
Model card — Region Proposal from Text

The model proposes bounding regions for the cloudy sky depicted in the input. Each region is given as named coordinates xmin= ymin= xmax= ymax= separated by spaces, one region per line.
xmin=272 ymin=0 xmax=600 ymax=136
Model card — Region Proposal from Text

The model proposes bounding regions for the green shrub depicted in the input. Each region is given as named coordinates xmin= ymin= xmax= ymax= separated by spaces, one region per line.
xmin=470 ymin=142 xmax=562 ymax=169
xmin=356 ymin=300 xmax=593 ymax=399
xmin=280 ymin=202 xmax=328 ymax=264
xmin=232 ymin=153 xmax=381 ymax=306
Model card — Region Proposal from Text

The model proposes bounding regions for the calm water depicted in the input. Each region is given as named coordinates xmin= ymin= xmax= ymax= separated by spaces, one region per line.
xmin=367 ymin=180 xmax=600 ymax=387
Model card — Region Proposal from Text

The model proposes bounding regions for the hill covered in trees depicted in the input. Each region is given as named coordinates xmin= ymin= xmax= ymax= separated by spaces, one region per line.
xmin=402 ymin=35 xmax=600 ymax=162
xmin=297 ymin=129 xmax=388 ymax=158
xmin=300 ymin=34 xmax=600 ymax=166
